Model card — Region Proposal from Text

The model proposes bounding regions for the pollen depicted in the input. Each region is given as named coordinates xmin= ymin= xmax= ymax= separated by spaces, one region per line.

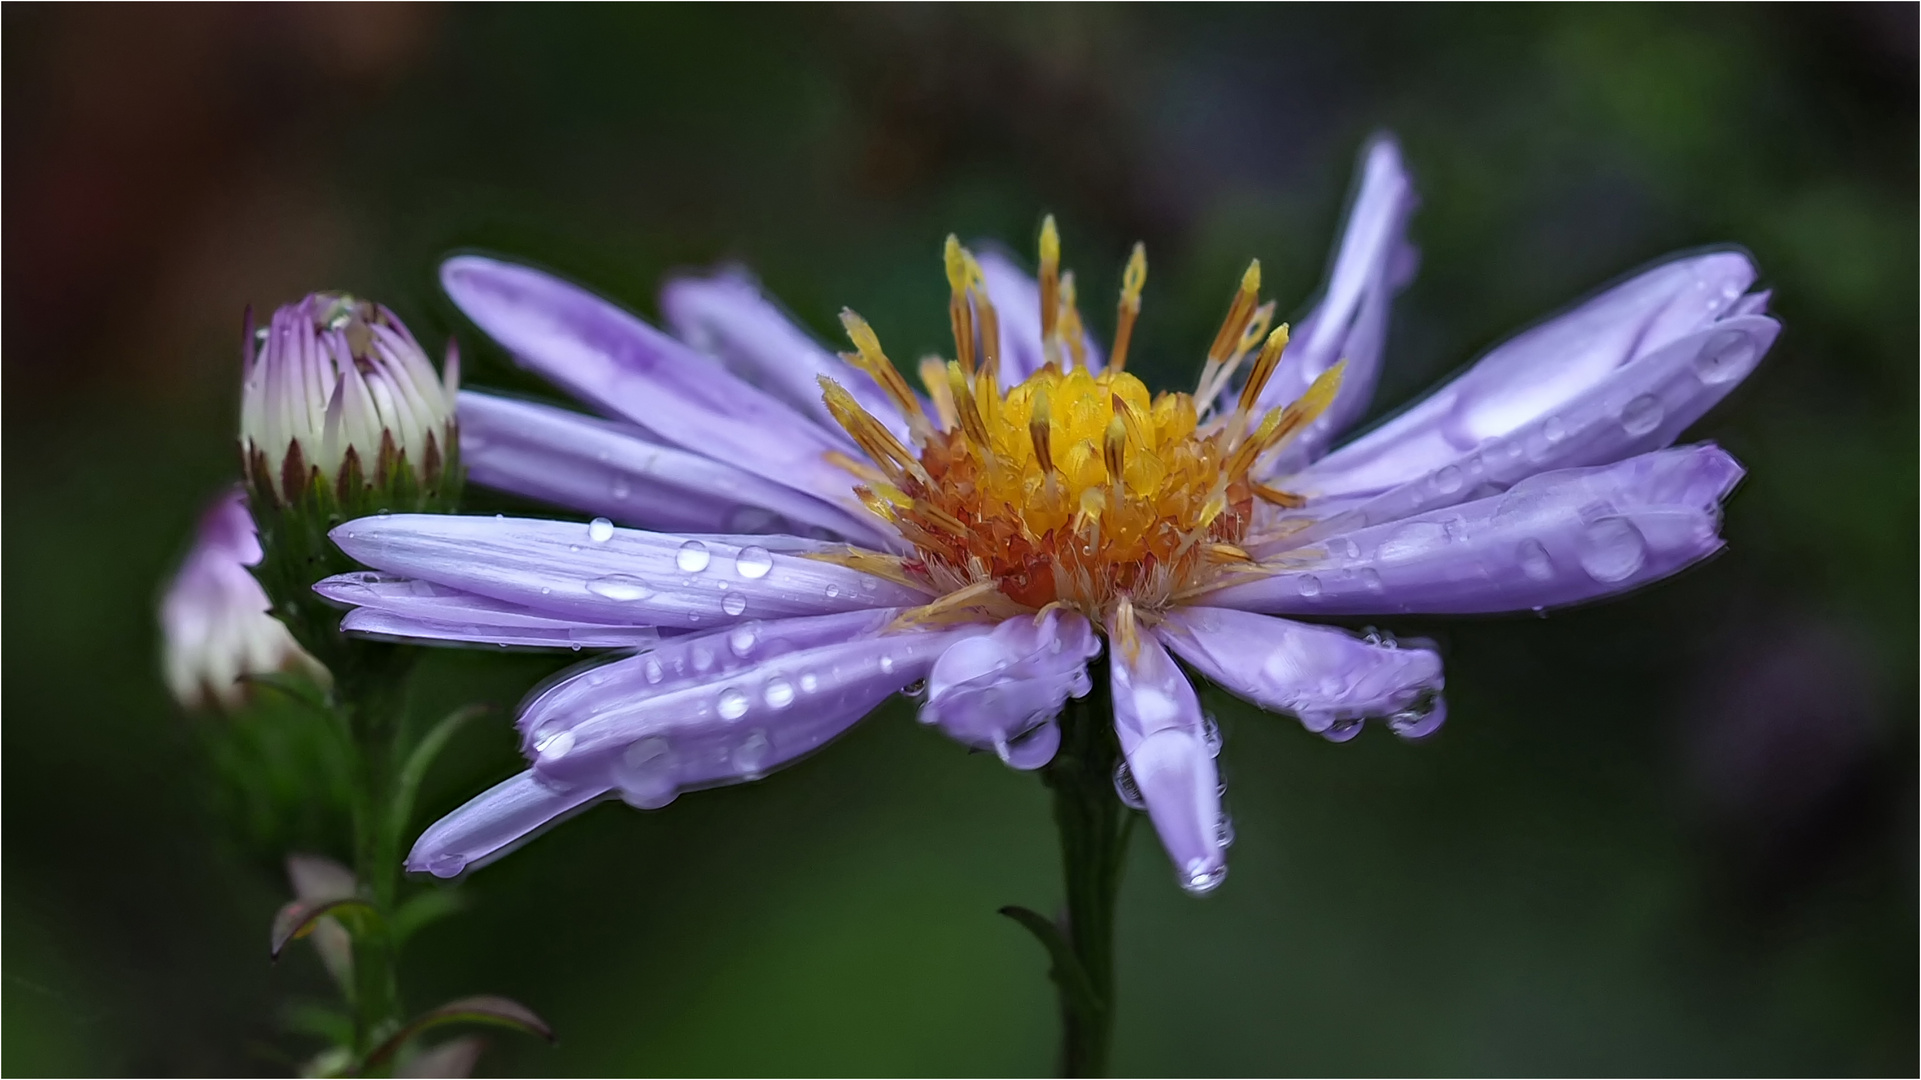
xmin=820 ymin=222 xmax=1343 ymax=624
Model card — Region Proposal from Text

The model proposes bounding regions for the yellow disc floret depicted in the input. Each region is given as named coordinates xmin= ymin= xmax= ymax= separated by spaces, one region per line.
xmin=819 ymin=222 xmax=1344 ymax=624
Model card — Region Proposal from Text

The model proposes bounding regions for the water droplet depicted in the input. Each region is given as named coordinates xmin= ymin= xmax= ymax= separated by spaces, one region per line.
xmin=879 ymin=656 xmax=895 ymax=674
xmin=617 ymin=737 xmax=678 ymax=808
xmin=1331 ymin=537 xmax=1361 ymax=560
xmin=611 ymin=478 xmax=632 ymax=500
xmin=1388 ymin=694 xmax=1443 ymax=738
xmin=676 ymin=540 xmax=711 ymax=572
xmin=734 ymin=545 xmax=773 ymax=579
xmin=1201 ymin=713 xmax=1223 ymax=756
xmin=587 ymin=574 xmax=652 ymax=602
xmin=902 ymin=678 xmax=928 ymax=700
xmin=1327 ymin=717 xmax=1363 ymax=740
xmin=1363 ymin=627 xmax=1398 ymax=648
xmin=541 ymin=586 xmax=551 ymax=595
xmin=860 ymin=577 xmax=878 ymax=592
xmin=692 ymin=645 xmax=717 ymax=672
xmin=588 ymin=516 xmax=615 ymax=542
xmin=1378 ymin=521 xmax=1448 ymax=561
xmin=644 ymin=658 xmax=665 ymax=684
xmin=825 ymin=583 xmax=840 ymax=598
xmin=732 ymin=729 xmax=772 ymax=778
xmin=729 ymin=625 xmax=758 ymax=657
xmin=535 ymin=730 xmax=575 ymax=760
xmin=424 ymin=854 xmax=465 ymax=877
xmin=722 ymin=593 xmax=747 ymax=617
xmin=1526 ymin=415 xmax=1568 ymax=460
xmin=1181 ymin=860 xmax=1228 ymax=895
xmin=1619 ymin=394 xmax=1664 ymax=437
xmin=1518 ymin=538 xmax=1555 ymax=581
xmin=1430 ymin=464 xmax=1463 ymax=494
xmin=717 ymin=688 xmax=750 ymax=721
xmin=1360 ymin=568 xmax=1384 ymax=592
xmin=1694 ymin=331 xmax=1756 ymax=385
xmin=1214 ymin=813 xmax=1236 ymax=849
xmin=1297 ymin=574 xmax=1322 ymax=598
xmin=763 ymin=678 xmax=795 ymax=710
xmin=1577 ymin=516 xmax=1647 ymax=582
xmin=1485 ymin=437 xmax=1521 ymax=467
xmin=1112 ymin=761 xmax=1146 ymax=810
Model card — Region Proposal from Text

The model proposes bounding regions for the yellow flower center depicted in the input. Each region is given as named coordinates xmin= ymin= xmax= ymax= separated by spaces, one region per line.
xmin=817 ymin=219 xmax=1343 ymax=624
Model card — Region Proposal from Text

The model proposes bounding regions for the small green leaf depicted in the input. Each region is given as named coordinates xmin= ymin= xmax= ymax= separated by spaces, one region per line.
xmin=236 ymin=671 xmax=333 ymax=717
xmin=270 ymin=897 xmax=381 ymax=959
xmin=392 ymin=888 xmax=469 ymax=947
xmin=998 ymin=905 xmax=1100 ymax=1016
xmin=389 ymin=704 xmax=490 ymax=844
xmin=363 ymin=995 xmax=555 ymax=1069
xmin=281 ymin=1001 xmax=355 ymax=1047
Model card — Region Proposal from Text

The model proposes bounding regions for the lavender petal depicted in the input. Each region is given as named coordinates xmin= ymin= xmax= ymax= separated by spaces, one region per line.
xmin=1288 ymin=251 xmax=1767 ymax=500
xmin=440 ymin=256 xmax=864 ymax=513
xmin=658 ymin=269 xmax=913 ymax=444
xmin=459 ymin=391 xmax=891 ymax=546
xmin=1209 ymin=444 xmax=1744 ymax=616
xmin=1157 ymin=607 xmax=1444 ymax=739
xmin=919 ymin=608 xmax=1102 ymax=768
xmin=1260 ymin=136 xmax=1419 ymax=470
xmin=1110 ymin=633 xmax=1227 ymax=894
xmin=329 ymin=514 xmax=927 ymax=630
xmin=405 ymin=770 xmax=608 ymax=878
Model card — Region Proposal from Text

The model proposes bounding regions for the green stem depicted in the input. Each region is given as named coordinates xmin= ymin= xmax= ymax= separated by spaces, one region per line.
xmin=334 ymin=644 xmax=415 ymax=1063
xmin=1041 ymin=663 xmax=1132 ymax=1078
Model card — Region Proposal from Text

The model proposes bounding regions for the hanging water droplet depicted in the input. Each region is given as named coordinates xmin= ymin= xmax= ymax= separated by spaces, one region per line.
xmin=1297 ymin=574 xmax=1323 ymax=598
xmin=763 ymin=678 xmax=795 ymax=709
xmin=1619 ymin=394 xmax=1664 ymax=437
xmin=534 ymin=729 xmax=575 ymax=760
xmin=722 ymin=593 xmax=747 ymax=617
xmin=424 ymin=853 xmax=465 ymax=877
xmin=1577 ymin=516 xmax=1647 ymax=582
xmin=587 ymin=574 xmax=652 ymax=601
xmin=1429 ymin=464 xmax=1463 ymax=494
xmin=729 ymin=625 xmax=757 ymax=657
xmin=734 ymin=545 xmax=773 ymax=579
xmin=1181 ymin=860 xmax=1228 ymax=895
xmin=616 ymin=736 xmax=678 ymax=809
xmin=1518 ymin=538 xmax=1555 ymax=581
xmin=1387 ymin=694 xmax=1441 ymax=737
xmin=644 ymin=658 xmax=665 ymax=684
xmin=732 ymin=729 xmax=772 ymax=778
xmin=1363 ymin=627 xmax=1398 ymax=648
xmin=1214 ymin=813 xmax=1236 ymax=849
xmin=1201 ymin=713 xmax=1223 ymax=756
xmin=1360 ymin=568 xmax=1384 ymax=592
xmin=1112 ymin=761 xmax=1146 ymax=810
xmin=1327 ymin=716 xmax=1363 ymax=740
xmin=588 ymin=516 xmax=615 ymax=542
xmin=716 ymin=687 xmax=750 ymax=721
xmin=1694 ymin=331 xmax=1756 ymax=385
xmin=676 ymin=540 xmax=711 ymax=572
xmin=902 ymin=678 xmax=928 ymax=700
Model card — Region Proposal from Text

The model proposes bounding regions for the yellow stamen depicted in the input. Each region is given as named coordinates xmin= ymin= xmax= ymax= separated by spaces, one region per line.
xmin=963 ymin=252 xmax=1002 ymax=384
xmin=1058 ymin=271 xmax=1087 ymax=370
xmin=1038 ymin=215 xmax=1061 ymax=363
xmin=1028 ymin=383 xmax=1056 ymax=474
xmin=1109 ymin=242 xmax=1147 ymax=374
xmin=838 ymin=310 xmax=926 ymax=433
xmin=1238 ymin=324 xmax=1292 ymax=415
xmin=944 ymin=236 xmax=976 ymax=378
xmin=920 ymin=356 xmax=957 ymax=430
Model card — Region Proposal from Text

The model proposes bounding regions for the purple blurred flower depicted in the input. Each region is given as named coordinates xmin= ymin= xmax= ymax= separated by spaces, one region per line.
xmin=161 ymin=489 xmax=327 ymax=709
xmin=320 ymin=138 xmax=1775 ymax=890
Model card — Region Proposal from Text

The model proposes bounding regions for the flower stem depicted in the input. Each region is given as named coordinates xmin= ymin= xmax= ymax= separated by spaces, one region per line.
xmin=1042 ymin=663 xmax=1132 ymax=1078
xmin=335 ymin=645 xmax=414 ymax=1062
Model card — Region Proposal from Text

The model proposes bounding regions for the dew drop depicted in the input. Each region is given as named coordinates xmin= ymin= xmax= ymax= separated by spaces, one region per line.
xmin=1526 ymin=415 xmax=1568 ymax=460
xmin=1181 ymin=860 xmax=1228 ymax=896
xmin=879 ymin=655 xmax=895 ymax=674
xmin=732 ymin=729 xmax=772 ymax=778
xmin=1429 ymin=464 xmax=1463 ymax=494
xmin=763 ymin=678 xmax=795 ymax=710
xmin=1360 ymin=568 xmax=1384 ymax=592
xmin=729 ymin=625 xmax=758 ymax=657
xmin=534 ymin=730 xmax=575 ymax=760
xmin=825 ymin=583 xmax=840 ymax=598
xmin=616 ymin=737 xmax=678 ymax=808
xmin=799 ymin=673 xmax=819 ymax=693
xmin=1297 ymin=574 xmax=1323 ymax=599
xmin=722 ymin=593 xmax=748 ymax=617
xmin=1214 ymin=813 xmax=1236 ymax=849
xmin=676 ymin=540 xmax=711 ymax=572
xmin=1201 ymin=713 xmax=1223 ymax=756
xmin=1112 ymin=761 xmax=1146 ymax=810
xmin=1619 ymin=394 xmax=1664 ymax=437
xmin=1577 ymin=516 xmax=1647 ymax=582
xmin=734 ymin=545 xmax=773 ymax=579
xmin=1694 ymin=331 xmax=1756 ymax=385
xmin=644 ymin=658 xmax=665 ymax=684
xmin=587 ymin=574 xmax=652 ymax=602
xmin=588 ymin=516 xmax=615 ymax=542
xmin=717 ymin=687 xmax=750 ymax=721
xmin=1518 ymin=538 xmax=1555 ymax=581
xmin=902 ymin=678 xmax=928 ymax=701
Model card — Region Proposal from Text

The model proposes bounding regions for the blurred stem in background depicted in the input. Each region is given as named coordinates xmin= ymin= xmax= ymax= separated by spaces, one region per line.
xmin=1006 ymin=665 xmax=1133 ymax=1077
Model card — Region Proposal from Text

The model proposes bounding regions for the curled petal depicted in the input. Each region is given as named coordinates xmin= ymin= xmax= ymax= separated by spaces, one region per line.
xmin=1289 ymin=251 xmax=1767 ymax=500
xmin=658 ymin=269 xmax=911 ymax=444
xmin=919 ymin=608 xmax=1102 ymax=767
xmin=524 ymin=620 xmax=988 ymax=798
xmin=406 ymin=770 xmax=608 ymax=878
xmin=1110 ymin=633 xmax=1227 ymax=894
xmin=975 ymin=249 xmax=1105 ymax=385
xmin=440 ymin=256 xmax=862 ymax=513
xmin=1209 ymin=444 xmax=1744 ymax=616
xmin=459 ymin=391 xmax=890 ymax=546
xmin=1157 ymin=607 xmax=1443 ymax=739
xmin=1260 ymin=135 xmax=1419 ymax=469
xmin=329 ymin=514 xmax=926 ymax=631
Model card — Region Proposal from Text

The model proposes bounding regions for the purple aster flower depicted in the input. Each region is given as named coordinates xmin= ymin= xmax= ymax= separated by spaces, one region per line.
xmin=318 ymin=137 xmax=1774 ymax=891
xmin=161 ymin=488 xmax=327 ymax=710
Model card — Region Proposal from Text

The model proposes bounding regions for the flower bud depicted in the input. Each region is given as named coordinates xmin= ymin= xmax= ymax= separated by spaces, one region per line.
xmin=239 ymin=293 xmax=463 ymax=660
xmin=161 ymin=489 xmax=328 ymax=710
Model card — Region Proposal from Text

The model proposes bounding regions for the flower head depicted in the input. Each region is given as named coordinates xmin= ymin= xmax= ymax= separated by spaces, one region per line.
xmin=161 ymin=488 xmax=327 ymax=710
xmin=318 ymin=137 xmax=1775 ymax=890
xmin=241 ymin=292 xmax=461 ymax=512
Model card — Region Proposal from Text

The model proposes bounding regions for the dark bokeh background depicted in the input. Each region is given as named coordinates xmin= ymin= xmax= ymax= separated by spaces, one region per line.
xmin=5 ymin=5 xmax=1915 ymax=1075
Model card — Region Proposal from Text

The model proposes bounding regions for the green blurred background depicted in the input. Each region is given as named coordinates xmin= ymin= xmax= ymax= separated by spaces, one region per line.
xmin=5 ymin=5 xmax=1915 ymax=1075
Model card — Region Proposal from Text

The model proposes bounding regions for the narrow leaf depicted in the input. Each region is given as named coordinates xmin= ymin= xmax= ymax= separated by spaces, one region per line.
xmin=269 ymin=897 xmax=380 ymax=959
xmin=998 ymin=905 xmax=1100 ymax=1015
xmin=364 ymin=995 xmax=555 ymax=1068
xmin=391 ymin=888 xmax=469 ymax=947
xmin=390 ymin=704 xmax=490 ymax=843
xmin=237 ymin=671 xmax=333 ymax=717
